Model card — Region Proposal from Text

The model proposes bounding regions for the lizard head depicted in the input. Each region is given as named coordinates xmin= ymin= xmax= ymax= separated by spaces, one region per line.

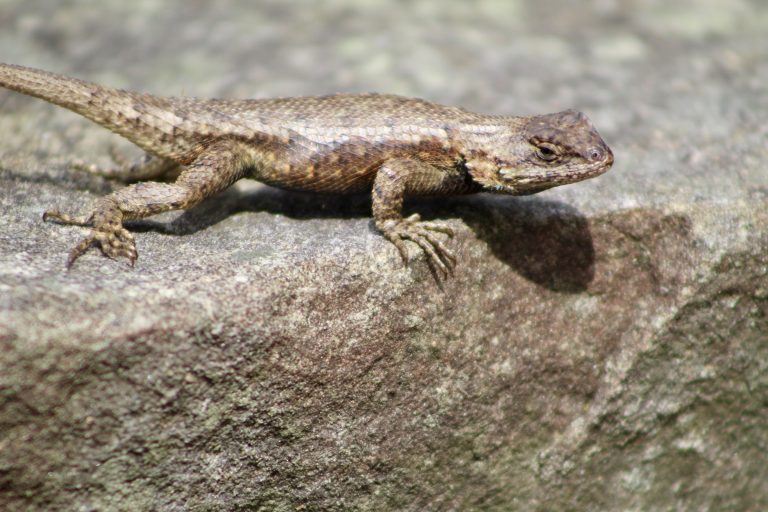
xmin=466 ymin=110 xmax=613 ymax=195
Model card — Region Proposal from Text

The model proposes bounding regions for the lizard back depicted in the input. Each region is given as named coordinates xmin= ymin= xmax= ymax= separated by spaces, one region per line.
xmin=0 ymin=63 xmax=487 ymax=193
xmin=163 ymin=93 xmax=490 ymax=194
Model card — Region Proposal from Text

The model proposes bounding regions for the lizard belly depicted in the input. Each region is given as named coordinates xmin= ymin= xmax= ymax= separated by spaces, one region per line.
xmin=248 ymin=135 xmax=462 ymax=194
xmin=253 ymin=145 xmax=380 ymax=194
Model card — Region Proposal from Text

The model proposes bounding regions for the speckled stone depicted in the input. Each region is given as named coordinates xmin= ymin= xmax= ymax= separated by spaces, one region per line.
xmin=1 ymin=1 xmax=767 ymax=510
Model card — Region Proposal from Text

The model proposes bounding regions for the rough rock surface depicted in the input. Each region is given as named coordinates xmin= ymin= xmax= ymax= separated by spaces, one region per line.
xmin=1 ymin=1 xmax=766 ymax=511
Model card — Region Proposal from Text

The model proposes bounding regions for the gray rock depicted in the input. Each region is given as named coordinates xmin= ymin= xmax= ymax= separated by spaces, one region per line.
xmin=1 ymin=1 xmax=766 ymax=510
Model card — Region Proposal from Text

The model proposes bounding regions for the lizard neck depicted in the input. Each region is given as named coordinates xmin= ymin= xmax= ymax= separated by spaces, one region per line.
xmin=451 ymin=115 xmax=532 ymax=194
xmin=452 ymin=115 xmax=526 ymax=153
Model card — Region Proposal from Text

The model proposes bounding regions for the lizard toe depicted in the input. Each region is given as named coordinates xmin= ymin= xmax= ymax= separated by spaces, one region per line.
xmin=381 ymin=217 xmax=456 ymax=278
xmin=66 ymin=224 xmax=138 ymax=268
xmin=43 ymin=209 xmax=92 ymax=226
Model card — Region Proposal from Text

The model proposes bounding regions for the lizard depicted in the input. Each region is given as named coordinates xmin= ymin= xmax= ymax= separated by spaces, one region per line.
xmin=0 ymin=63 xmax=614 ymax=276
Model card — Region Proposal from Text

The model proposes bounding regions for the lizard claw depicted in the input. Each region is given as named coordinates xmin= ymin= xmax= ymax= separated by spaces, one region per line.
xmin=44 ymin=206 xmax=137 ymax=268
xmin=65 ymin=225 xmax=137 ymax=269
xmin=380 ymin=214 xmax=457 ymax=278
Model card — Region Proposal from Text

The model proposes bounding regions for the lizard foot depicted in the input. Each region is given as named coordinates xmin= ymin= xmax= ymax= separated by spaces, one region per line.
xmin=44 ymin=206 xmax=137 ymax=268
xmin=380 ymin=213 xmax=456 ymax=277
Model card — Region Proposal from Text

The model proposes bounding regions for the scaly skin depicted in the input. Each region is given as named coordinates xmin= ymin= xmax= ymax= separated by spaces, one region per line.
xmin=0 ymin=63 xmax=614 ymax=276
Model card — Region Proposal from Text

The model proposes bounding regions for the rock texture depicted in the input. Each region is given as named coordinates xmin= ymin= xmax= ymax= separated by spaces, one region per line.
xmin=1 ymin=1 xmax=767 ymax=511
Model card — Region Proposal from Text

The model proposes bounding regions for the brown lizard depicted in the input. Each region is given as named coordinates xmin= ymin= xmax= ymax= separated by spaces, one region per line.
xmin=0 ymin=63 xmax=614 ymax=276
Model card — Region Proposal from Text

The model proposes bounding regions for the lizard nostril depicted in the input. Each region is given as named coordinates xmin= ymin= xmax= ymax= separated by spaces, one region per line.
xmin=588 ymin=148 xmax=604 ymax=161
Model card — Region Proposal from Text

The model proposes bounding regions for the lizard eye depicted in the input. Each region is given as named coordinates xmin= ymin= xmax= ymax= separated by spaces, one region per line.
xmin=535 ymin=143 xmax=560 ymax=162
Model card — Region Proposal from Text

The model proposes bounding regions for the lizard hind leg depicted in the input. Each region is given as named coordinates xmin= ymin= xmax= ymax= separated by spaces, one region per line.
xmin=45 ymin=139 xmax=251 ymax=268
xmin=71 ymin=151 xmax=181 ymax=182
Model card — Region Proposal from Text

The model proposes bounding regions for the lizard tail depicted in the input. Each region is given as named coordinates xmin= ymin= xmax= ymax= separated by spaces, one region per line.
xmin=0 ymin=63 xmax=182 ymax=156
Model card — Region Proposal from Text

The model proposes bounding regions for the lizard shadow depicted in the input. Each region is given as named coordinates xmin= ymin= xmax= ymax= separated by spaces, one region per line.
xmin=435 ymin=194 xmax=596 ymax=293
xmin=129 ymin=184 xmax=595 ymax=293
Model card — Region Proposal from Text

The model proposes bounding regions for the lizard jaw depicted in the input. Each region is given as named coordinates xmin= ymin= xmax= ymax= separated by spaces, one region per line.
xmin=498 ymin=143 xmax=614 ymax=194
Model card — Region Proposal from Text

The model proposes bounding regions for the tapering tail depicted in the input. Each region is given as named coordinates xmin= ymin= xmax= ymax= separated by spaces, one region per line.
xmin=0 ymin=63 xmax=185 ymax=157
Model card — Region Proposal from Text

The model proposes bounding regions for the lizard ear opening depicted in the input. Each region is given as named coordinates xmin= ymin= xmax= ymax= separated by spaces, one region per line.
xmin=465 ymin=158 xmax=504 ymax=189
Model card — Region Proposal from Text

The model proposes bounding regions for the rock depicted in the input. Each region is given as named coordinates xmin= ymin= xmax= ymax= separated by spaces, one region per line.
xmin=1 ymin=1 xmax=767 ymax=510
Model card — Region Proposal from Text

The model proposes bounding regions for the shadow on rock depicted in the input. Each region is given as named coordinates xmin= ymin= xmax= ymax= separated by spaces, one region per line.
xmin=127 ymin=185 xmax=371 ymax=235
xmin=129 ymin=185 xmax=595 ymax=292
xmin=417 ymin=195 xmax=596 ymax=293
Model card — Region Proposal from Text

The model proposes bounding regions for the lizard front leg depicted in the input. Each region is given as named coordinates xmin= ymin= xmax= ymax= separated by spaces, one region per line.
xmin=372 ymin=158 xmax=456 ymax=277
xmin=44 ymin=139 xmax=251 ymax=268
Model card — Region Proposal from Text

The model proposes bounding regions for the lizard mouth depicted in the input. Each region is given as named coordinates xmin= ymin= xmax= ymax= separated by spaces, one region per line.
xmin=500 ymin=151 xmax=614 ymax=194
